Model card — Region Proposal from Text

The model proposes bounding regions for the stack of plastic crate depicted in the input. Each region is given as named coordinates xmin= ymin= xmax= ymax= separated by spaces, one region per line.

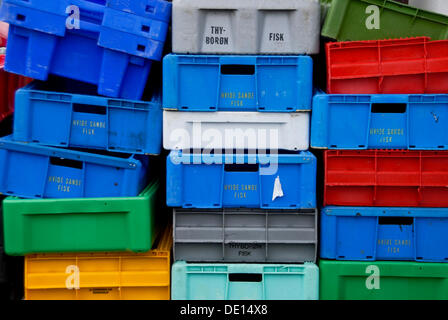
xmin=0 ymin=26 xmax=31 ymax=300
xmin=164 ymin=0 xmax=321 ymax=300
xmin=0 ymin=0 xmax=172 ymax=300
xmin=314 ymin=0 xmax=448 ymax=300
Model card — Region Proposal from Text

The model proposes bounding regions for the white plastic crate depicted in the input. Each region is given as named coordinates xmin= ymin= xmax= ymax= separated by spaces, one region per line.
xmin=409 ymin=0 xmax=448 ymax=16
xmin=163 ymin=111 xmax=310 ymax=151
xmin=172 ymin=0 xmax=321 ymax=55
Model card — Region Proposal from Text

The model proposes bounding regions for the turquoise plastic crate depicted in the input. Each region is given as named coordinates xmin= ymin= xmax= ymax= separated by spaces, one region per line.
xmin=171 ymin=261 xmax=319 ymax=300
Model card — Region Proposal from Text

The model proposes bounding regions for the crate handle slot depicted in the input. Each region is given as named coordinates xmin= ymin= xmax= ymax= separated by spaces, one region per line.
xmin=145 ymin=5 xmax=155 ymax=13
xmin=73 ymin=104 xmax=107 ymax=115
xmin=371 ymin=103 xmax=407 ymax=114
xmin=16 ymin=14 xmax=26 ymax=22
xmin=221 ymin=65 xmax=255 ymax=75
xmin=50 ymin=157 xmax=84 ymax=170
xmin=229 ymin=274 xmax=263 ymax=282
xmin=378 ymin=217 xmax=413 ymax=225
xmin=224 ymin=164 xmax=259 ymax=172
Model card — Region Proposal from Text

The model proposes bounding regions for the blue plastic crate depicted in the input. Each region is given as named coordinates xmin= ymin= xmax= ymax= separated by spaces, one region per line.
xmin=163 ymin=54 xmax=313 ymax=112
xmin=171 ymin=261 xmax=319 ymax=300
xmin=13 ymin=80 xmax=162 ymax=155
xmin=321 ymin=206 xmax=448 ymax=262
xmin=0 ymin=136 xmax=148 ymax=199
xmin=166 ymin=151 xmax=316 ymax=209
xmin=311 ymin=92 xmax=448 ymax=150
xmin=0 ymin=0 xmax=171 ymax=99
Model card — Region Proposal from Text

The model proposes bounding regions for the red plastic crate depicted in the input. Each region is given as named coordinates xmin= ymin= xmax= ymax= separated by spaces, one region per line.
xmin=0 ymin=36 xmax=32 ymax=122
xmin=324 ymin=150 xmax=448 ymax=207
xmin=326 ymin=37 xmax=448 ymax=94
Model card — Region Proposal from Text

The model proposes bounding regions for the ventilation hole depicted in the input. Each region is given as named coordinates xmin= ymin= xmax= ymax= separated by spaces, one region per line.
xmin=141 ymin=25 xmax=150 ymax=33
xmin=417 ymin=257 xmax=423 ymax=260
xmin=16 ymin=14 xmax=26 ymax=22
xmin=338 ymin=256 xmax=345 ymax=259
xmin=32 ymin=140 xmax=39 ymax=143
xmin=73 ymin=104 xmax=106 ymax=115
xmin=137 ymin=45 xmax=146 ymax=52
xmin=145 ymin=5 xmax=155 ymax=13
xmin=229 ymin=274 xmax=262 ymax=282
xmin=379 ymin=217 xmax=413 ymax=225
xmin=221 ymin=65 xmax=255 ymax=75
xmin=438 ymin=146 xmax=444 ymax=149
xmin=358 ymin=145 xmax=365 ymax=148
xmin=330 ymin=145 xmax=337 ymax=148
xmin=181 ymin=106 xmax=188 ymax=110
xmin=366 ymin=256 xmax=373 ymax=259
xmin=224 ymin=164 xmax=259 ymax=172
xmin=410 ymin=145 xmax=416 ymax=148
xmin=50 ymin=157 xmax=83 ymax=169
xmin=371 ymin=103 xmax=406 ymax=113
xmin=185 ymin=204 xmax=192 ymax=207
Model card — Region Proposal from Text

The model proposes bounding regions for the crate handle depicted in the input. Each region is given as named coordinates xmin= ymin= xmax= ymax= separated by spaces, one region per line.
xmin=229 ymin=274 xmax=263 ymax=282
xmin=224 ymin=164 xmax=259 ymax=172
xmin=221 ymin=65 xmax=255 ymax=75
xmin=371 ymin=103 xmax=407 ymax=114
xmin=378 ymin=217 xmax=413 ymax=226
xmin=50 ymin=157 xmax=83 ymax=170
xmin=73 ymin=104 xmax=107 ymax=115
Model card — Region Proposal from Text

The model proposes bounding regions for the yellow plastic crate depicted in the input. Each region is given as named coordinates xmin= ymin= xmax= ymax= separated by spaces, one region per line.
xmin=24 ymin=226 xmax=172 ymax=300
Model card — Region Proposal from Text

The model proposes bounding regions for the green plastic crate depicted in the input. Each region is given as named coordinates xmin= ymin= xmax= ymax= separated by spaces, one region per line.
xmin=2 ymin=180 xmax=159 ymax=256
xmin=322 ymin=0 xmax=448 ymax=41
xmin=320 ymin=260 xmax=448 ymax=300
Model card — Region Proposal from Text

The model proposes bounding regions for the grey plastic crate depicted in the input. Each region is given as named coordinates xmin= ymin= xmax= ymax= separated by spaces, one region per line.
xmin=173 ymin=208 xmax=317 ymax=263
xmin=172 ymin=0 xmax=321 ymax=55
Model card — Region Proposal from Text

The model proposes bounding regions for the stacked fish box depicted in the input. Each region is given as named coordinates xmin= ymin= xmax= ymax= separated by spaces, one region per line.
xmin=315 ymin=0 xmax=448 ymax=300
xmin=165 ymin=0 xmax=321 ymax=300
xmin=0 ymin=0 xmax=172 ymax=300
